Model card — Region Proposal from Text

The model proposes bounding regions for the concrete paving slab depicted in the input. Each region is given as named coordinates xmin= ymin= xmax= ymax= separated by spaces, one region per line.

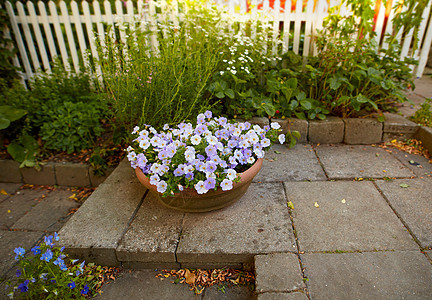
xmin=177 ymin=183 xmax=296 ymax=265
xmin=116 ymin=192 xmax=184 ymax=264
xmin=413 ymin=76 xmax=432 ymax=99
xmin=254 ymin=144 xmax=326 ymax=182
xmin=315 ymin=145 xmax=414 ymax=179
xmin=258 ymin=292 xmax=308 ymax=300
xmin=58 ymin=160 xmax=146 ymax=266
xmin=203 ymin=284 xmax=256 ymax=300
xmin=284 ymin=181 xmax=418 ymax=252
xmin=376 ymin=178 xmax=432 ymax=248
xmin=0 ymin=231 xmax=43 ymax=278
xmin=302 ymin=251 xmax=432 ymax=300
xmin=399 ymin=93 xmax=424 ymax=118
xmin=0 ymin=183 xmax=21 ymax=203
xmin=11 ymin=190 xmax=79 ymax=231
xmin=255 ymin=253 xmax=304 ymax=293
xmin=0 ymin=189 xmax=46 ymax=230
xmin=97 ymin=269 xmax=200 ymax=299
xmin=387 ymin=148 xmax=432 ymax=177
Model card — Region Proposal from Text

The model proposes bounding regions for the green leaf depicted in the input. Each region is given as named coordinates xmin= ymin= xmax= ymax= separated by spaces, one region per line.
xmin=7 ymin=142 xmax=26 ymax=162
xmin=263 ymin=103 xmax=276 ymax=116
xmin=285 ymin=78 xmax=298 ymax=89
xmin=294 ymin=112 xmax=306 ymax=120
xmin=215 ymin=91 xmax=225 ymax=99
xmin=300 ymin=100 xmax=312 ymax=110
xmin=296 ymin=92 xmax=306 ymax=101
xmin=399 ymin=183 xmax=409 ymax=188
xmin=274 ymin=150 xmax=282 ymax=154
xmin=0 ymin=115 xmax=11 ymax=130
xmin=292 ymin=130 xmax=301 ymax=139
xmin=329 ymin=77 xmax=342 ymax=90
xmin=0 ymin=105 xmax=27 ymax=122
xmin=225 ymin=89 xmax=235 ymax=99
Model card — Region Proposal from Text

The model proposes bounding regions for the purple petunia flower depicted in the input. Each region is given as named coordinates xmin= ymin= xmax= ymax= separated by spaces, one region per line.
xmin=204 ymin=177 xmax=216 ymax=190
xmin=204 ymin=110 xmax=212 ymax=119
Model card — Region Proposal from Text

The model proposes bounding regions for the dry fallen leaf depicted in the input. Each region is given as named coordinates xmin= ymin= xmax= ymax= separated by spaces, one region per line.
xmin=0 ymin=189 xmax=8 ymax=195
xmin=314 ymin=202 xmax=319 ymax=208
xmin=185 ymin=269 xmax=196 ymax=285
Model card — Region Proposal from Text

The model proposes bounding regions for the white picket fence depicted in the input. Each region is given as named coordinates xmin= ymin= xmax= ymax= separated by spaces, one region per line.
xmin=4 ymin=0 xmax=432 ymax=84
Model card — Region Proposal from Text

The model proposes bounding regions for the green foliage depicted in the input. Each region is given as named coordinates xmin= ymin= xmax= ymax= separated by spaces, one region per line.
xmin=292 ymin=1 xmax=414 ymax=118
xmin=6 ymin=233 xmax=103 ymax=299
xmin=0 ymin=105 xmax=27 ymax=130
xmin=39 ymin=101 xmax=106 ymax=153
xmin=7 ymin=133 xmax=39 ymax=168
xmin=409 ymin=98 xmax=432 ymax=127
xmin=95 ymin=1 xmax=222 ymax=132
xmin=0 ymin=1 xmax=20 ymax=90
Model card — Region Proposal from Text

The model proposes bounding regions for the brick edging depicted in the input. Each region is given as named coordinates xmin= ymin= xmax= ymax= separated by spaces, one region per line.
xmin=0 ymin=160 xmax=113 ymax=187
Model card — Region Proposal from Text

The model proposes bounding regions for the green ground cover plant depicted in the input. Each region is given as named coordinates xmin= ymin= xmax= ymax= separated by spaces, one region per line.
xmin=410 ymin=98 xmax=432 ymax=127
xmin=5 ymin=233 xmax=120 ymax=299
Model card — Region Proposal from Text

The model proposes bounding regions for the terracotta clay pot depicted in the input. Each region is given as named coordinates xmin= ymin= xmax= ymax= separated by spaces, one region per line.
xmin=135 ymin=158 xmax=263 ymax=213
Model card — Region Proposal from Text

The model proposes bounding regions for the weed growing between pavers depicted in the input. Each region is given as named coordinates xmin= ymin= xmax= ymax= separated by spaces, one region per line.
xmin=156 ymin=268 xmax=255 ymax=295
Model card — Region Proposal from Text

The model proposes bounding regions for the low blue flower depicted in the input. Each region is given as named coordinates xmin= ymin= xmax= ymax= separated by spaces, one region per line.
xmin=16 ymin=269 xmax=21 ymax=278
xmin=53 ymin=257 xmax=64 ymax=266
xmin=59 ymin=263 xmax=68 ymax=271
xmin=81 ymin=285 xmax=89 ymax=295
xmin=53 ymin=232 xmax=59 ymax=241
xmin=14 ymin=247 xmax=25 ymax=260
xmin=44 ymin=236 xmax=54 ymax=247
xmin=68 ymin=281 xmax=76 ymax=289
xmin=40 ymin=249 xmax=53 ymax=262
xmin=18 ymin=280 xmax=29 ymax=292
xmin=30 ymin=278 xmax=36 ymax=283
xmin=79 ymin=260 xmax=85 ymax=271
xmin=31 ymin=246 xmax=41 ymax=255
xmin=60 ymin=246 xmax=65 ymax=252
xmin=76 ymin=269 xmax=81 ymax=276
xmin=40 ymin=273 xmax=48 ymax=280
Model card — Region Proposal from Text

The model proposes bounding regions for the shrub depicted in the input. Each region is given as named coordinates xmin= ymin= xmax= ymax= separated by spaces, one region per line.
xmin=95 ymin=1 xmax=223 ymax=132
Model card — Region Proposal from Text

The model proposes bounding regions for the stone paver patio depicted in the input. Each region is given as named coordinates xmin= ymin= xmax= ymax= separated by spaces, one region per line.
xmin=1 ymin=141 xmax=431 ymax=299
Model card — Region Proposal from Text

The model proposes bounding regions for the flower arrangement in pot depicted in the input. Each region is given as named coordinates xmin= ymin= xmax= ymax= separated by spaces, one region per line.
xmin=127 ymin=111 xmax=298 ymax=212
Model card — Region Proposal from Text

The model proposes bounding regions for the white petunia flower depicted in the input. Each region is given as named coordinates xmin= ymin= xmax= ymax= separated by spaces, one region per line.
xmin=271 ymin=122 xmax=281 ymax=130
